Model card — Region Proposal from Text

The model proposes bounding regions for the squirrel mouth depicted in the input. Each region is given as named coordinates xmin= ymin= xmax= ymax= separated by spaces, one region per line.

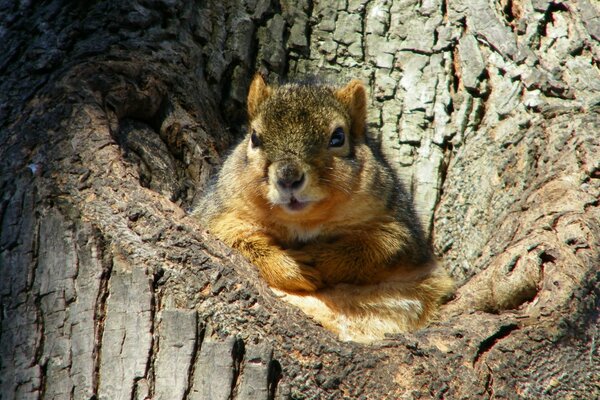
xmin=286 ymin=196 xmax=309 ymax=212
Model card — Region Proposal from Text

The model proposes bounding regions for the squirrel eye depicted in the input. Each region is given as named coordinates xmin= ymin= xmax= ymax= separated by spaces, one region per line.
xmin=329 ymin=127 xmax=345 ymax=148
xmin=250 ymin=131 xmax=261 ymax=148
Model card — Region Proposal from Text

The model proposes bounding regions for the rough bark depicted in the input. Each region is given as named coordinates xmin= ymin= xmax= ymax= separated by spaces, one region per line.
xmin=0 ymin=0 xmax=598 ymax=399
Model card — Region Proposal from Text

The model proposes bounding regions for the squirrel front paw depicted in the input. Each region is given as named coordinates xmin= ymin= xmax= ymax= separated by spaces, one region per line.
xmin=260 ymin=250 xmax=323 ymax=292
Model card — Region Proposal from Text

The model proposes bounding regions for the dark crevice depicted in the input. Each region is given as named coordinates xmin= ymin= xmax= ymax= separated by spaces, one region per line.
xmin=131 ymin=377 xmax=145 ymax=400
xmin=451 ymin=47 xmax=460 ymax=95
xmin=569 ymin=42 xmax=585 ymax=57
xmin=0 ymin=301 xmax=3 ymax=341
xmin=473 ymin=323 xmax=519 ymax=366
xmin=27 ymin=208 xmax=41 ymax=292
xmin=304 ymin=0 xmax=315 ymax=58
xmin=399 ymin=47 xmax=436 ymax=56
xmin=220 ymin=67 xmax=244 ymax=128
xmin=183 ymin=320 xmax=205 ymax=400
xmin=502 ymin=0 xmax=517 ymax=24
xmin=358 ymin=2 xmax=369 ymax=63
xmin=39 ymin=358 xmax=48 ymax=399
xmin=268 ymin=359 xmax=282 ymax=400
xmin=116 ymin=114 xmax=198 ymax=204
xmin=229 ymin=338 xmax=246 ymax=398
xmin=583 ymin=198 xmax=599 ymax=213
xmin=446 ymin=95 xmax=455 ymax=115
xmin=146 ymin=269 xmax=161 ymax=398
xmin=471 ymin=69 xmax=490 ymax=125
xmin=0 ymin=195 xmax=9 ymax=240
xmin=433 ymin=139 xmax=455 ymax=233
xmin=539 ymin=250 xmax=557 ymax=265
xmin=506 ymin=254 xmax=521 ymax=273
xmin=0 ymin=188 xmax=25 ymax=252
xmin=33 ymin=293 xmax=47 ymax=397
xmin=92 ymin=240 xmax=113 ymax=397
xmin=483 ymin=363 xmax=494 ymax=397
xmin=537 ymin=2 xmax=569 ymax=36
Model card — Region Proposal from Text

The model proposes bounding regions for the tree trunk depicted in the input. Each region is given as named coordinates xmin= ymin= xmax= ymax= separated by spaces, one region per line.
xmin=1 ymin=0 xmax=598 ymax=399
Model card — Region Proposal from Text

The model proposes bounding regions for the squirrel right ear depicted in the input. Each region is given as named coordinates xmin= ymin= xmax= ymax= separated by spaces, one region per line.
xmin=247 ymin=74 xmax=272 ymax=120
xmin=335 ymin=79 xmax=367 ymax=138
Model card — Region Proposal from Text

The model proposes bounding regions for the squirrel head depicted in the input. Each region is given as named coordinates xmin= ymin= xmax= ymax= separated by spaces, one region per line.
xmin=243 ymin=74 xmax=368 ymax=221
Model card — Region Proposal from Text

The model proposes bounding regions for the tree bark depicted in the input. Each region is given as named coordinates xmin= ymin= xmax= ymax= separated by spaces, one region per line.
xmin=1 ymin=0 xmax=598 ymax=399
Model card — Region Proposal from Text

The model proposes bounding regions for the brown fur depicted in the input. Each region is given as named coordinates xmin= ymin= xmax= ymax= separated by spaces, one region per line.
xmin=194 ymin=74 xmax=454 ymax=342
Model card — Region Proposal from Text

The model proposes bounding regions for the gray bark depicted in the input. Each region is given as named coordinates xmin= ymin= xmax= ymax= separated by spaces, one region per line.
xmin=1 ymin=0 xmax=598 ymax=399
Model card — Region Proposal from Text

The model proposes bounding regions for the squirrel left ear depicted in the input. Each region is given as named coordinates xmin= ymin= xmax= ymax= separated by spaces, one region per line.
xmin=335 ymin=79 xmax=367 ymax=138
xmin=247 ymin=73 xmax=272 ymax=120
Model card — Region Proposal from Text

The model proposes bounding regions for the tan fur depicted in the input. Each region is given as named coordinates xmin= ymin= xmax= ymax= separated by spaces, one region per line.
xmin=247 ymin=73 xmax=272 ymax=119
xmin=194 ymin=74 xmax=454 ymax=342
xmin=273 ymin=268 xmax=454 ymax=343
xmin=334 ymin=79 xmax=367 ymax=137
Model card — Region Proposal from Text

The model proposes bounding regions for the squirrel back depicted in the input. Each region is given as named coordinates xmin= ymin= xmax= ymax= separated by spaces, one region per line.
xmin=194 ymin=74 xmax=453 ymax=342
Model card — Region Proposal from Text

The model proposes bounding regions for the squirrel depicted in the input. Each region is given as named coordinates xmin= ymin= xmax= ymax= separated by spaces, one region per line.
xmin=194 ymin=74 xmax=454 ymax=342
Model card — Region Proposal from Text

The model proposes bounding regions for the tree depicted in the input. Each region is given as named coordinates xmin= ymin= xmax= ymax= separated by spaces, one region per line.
xmin=1 ymin=0 xmax=598 ymax=398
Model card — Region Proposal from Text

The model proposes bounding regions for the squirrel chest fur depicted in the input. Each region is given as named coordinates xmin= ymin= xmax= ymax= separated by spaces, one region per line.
xmin=195 ymin=74 xmax=453 ymax=342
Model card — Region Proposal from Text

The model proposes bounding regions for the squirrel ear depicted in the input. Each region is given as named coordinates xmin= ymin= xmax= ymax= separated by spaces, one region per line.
xmin=335 ymin=79 xmax=367 ymax=137
xmin=247 ymin=74 xmax=271 ymax=120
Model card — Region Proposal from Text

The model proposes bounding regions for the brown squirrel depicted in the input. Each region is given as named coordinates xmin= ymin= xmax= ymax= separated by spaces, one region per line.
xmin=194 ymin=74 xmax=453 ymax=342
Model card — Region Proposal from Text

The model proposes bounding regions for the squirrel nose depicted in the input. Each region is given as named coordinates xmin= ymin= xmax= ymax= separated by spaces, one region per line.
xmin=275 ymin=163 xmax=305 ymax=191
xmin=277 ymin=174 xmax=305 ymax=191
